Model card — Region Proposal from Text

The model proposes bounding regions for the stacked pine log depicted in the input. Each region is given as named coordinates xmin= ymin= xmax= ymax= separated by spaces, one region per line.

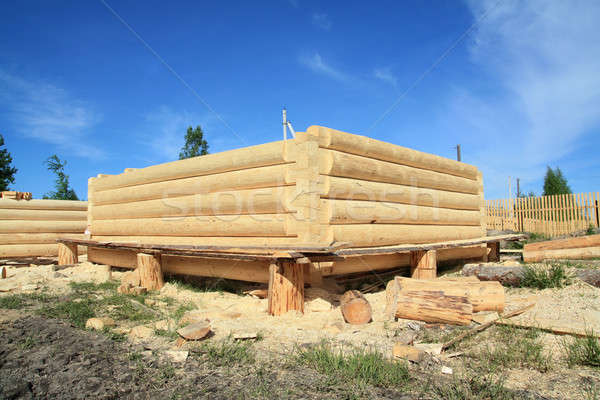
xmin=1 ymin=191 xmax=32 ymax=200
xmin=385 ymin=276 xmax=504 ymax=325
xmin=86 ymin=126 xmax=488 ymax=282
xmin=523 ymin=234 xmax=600 ymax=262
xmin=0 ymin=198 xmax=87 ymax=257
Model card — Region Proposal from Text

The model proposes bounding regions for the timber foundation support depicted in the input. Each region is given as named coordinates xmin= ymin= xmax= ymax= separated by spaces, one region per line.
xmin=58 ymin=242 xmax=78 ymax=265
xmin=268 ymin=260 xmax=304 ymax=316
xmin=410 ymin=249 xmax=437 ymax=279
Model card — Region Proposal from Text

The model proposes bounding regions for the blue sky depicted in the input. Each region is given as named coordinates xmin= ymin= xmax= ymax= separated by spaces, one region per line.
xmin=1 ymin=0 xmax=599 ymax=200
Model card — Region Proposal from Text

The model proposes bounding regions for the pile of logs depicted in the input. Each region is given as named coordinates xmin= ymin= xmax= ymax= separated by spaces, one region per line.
xmin=1 ymin=191 xmax=32 ymax=200
xmin=384 ymin=276 xmax=504 ymax=325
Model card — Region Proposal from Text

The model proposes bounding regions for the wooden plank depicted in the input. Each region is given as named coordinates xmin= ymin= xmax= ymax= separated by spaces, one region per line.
xmin=335 ymin=234 xmax=525 ymax=256
xmin=524 ymin=246 xmax=600 ymax=263
xmin=497 ymin=318 xmax=600 ymax=338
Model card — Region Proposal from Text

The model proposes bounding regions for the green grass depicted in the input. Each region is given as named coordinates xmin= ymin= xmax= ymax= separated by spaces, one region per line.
xmin=69 ymin=280 xmax=119 ymax=293
xmin=476 ymin=326 xmax=551 ymax=372
xmin=38 ymin=299 xmax=96 ymax=328
xmin=0 ymin=292 xmax=57 ymax=309
xmin=194 ymin=337 xmax=256 ymax=366
xmin=172 ymin=302 xmax=196 ymax=322
xmin=520 ymin=263 xmax=572 ymax=289
xmin=296 ymin=342 xmax=409 ymax=389
xmin=155 ymin=328 xmax=179 ymax=340
xmin=587 ymin=224 xmax=597 ymax=235
xmin=565 ymin=334 xmax=600 ymax=368
xmin=429 ymin=374 xmax=515 ymax=400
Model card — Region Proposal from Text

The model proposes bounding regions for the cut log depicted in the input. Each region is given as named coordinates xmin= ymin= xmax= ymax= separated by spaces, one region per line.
xmin=340 ymin=290 xmax=372 ymax=325
xmin=268 ymin=261 xmax=304 ymax=316
xmin=58 ymin=242 xmax=78 ymax=265
xmin=410 ymin=250 xmax=437 ymax=279
xmin=462 ymin=263 xmax=600 ymax=288
xmin=137 ymin=253 xmax=164 ymax=291
xmin=392 ymin=276 xmax=504 ymax=312
xmin=523 ymin=246 xmax=600 ymax=262
xmin=385 ymin=279 xmax=472 ymax=325
xmin=524 ymin=234 xmax=600 ymax=252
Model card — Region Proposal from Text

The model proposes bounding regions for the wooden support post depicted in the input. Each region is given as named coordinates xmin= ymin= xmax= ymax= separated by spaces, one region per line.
xmin=268 ymin=260 xmax=304 ymax=316
xmin=58 ymin=242 xmax=78 ymax=265
xmin=487 ymin=242 xmax=500 ymax=262
xmin=136 ymin=252 xmax=164 ymax=291
xmin=410 ymin=249 xmax=437 ymax=279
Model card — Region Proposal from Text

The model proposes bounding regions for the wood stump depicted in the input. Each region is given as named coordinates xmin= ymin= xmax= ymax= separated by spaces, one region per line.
xmin=268 ymin=261 xmax=304 ymax=316
xmin=137 ymin=253 xmax=164 ymax=291
xmin=58 ymin=243 xmax=78 ymax=265
xmin=410 ymin=250 xmax=437 ymax=279
xmin=487 ymin=242 xmax=500 ymax=262
xmin=340 ymin=290 xmax=372 ymax=325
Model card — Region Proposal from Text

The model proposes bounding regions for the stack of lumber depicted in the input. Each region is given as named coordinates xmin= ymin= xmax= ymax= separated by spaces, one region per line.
xmin=1 ymin=191 xmax=32 ymax=200
xmin=523 ymin=234 xmax=600 ymax=262
xmin=0 ymin=198 xmax=87 ymax=258
xmin=385 ymin=276 xmax=504 ymax=325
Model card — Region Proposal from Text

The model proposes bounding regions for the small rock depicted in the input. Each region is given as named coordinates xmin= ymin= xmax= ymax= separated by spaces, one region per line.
xmin=164 ymin=350 xmax=188 ymax=363
xmin=154 ymin=319 xmax=175 ymax=331
xmin=177 ymin=322 xmax=211 ymax=340
xmin=85 ymin=317 xmax=115 ymax=330
xmin=112 ymin=327 xmax=131 ymax=335
xmin=233 ymin=332 xmax=257 ymax=340
xmin=122 ymin=269 xmax=140 ymax=287
xmin=393 ymin=344 xmax=425 ymax=362
xmin=414 ymin=343 xmax=443 ymax=355
xmin=129 ymin=325 xmax=154 ymax=339
xmin=407 ymin=321 xmax=421 ymax=331
xmin=472 ymin=311 xmax=499 ymax=325
xmin=441 ymin=366 xmax=453 ymax=375
xmin=21 ymin=284 xmax=38 ymax=291
xmin=306 ymin=298 xmax=333 ymax=312
xmin=52 ymin=272 xmax=67 ymax=279
xmin=395 ymin=330 xmax=418 ymax=345
xmin=131 ymin=286 xmax=147 ymax=295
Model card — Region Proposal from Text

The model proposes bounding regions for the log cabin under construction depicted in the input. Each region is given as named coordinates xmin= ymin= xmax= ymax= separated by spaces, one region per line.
xmin=56 ymin=125 xmax=506 ymax=315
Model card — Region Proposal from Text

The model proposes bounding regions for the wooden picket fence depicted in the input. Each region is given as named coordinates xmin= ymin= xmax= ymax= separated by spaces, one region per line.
xmin=485 ymin=192 xmax=600 ymax=238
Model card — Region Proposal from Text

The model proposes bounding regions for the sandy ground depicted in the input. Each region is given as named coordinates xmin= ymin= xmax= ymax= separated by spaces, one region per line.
xmin=1 ymin=256 xmax=600 ymax=399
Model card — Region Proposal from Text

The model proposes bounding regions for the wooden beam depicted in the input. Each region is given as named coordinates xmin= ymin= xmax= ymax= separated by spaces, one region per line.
xmin=410 ymin=249 xmax=437 ymax=279
xmin=136 ymin=253 xmax=164 ymax=291
xmin=267 ymin=260 xmax=304 ymax=316
xmin=58 ymin=242 xmax=78 ymax=265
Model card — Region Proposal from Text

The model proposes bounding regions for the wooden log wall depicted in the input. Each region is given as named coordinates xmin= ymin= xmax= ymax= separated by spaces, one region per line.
xmin=87 ymin=126 xmax=486 ymax=280
xmin=309 ymin=126 xmax=486 ymax=247
xmin=0 ymin=198 xmax=88 ymax=257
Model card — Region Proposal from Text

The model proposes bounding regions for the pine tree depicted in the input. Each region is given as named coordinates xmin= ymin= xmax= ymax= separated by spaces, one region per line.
xmin=543 ymin=166 xmax=571 ymax=196
xmin=179 ymin=125 xmax=209 ymax=160
xmin=0 ymin=134 xmax=18 ymax=191
xmin=43 ymin=155 xmax=79 ymax=200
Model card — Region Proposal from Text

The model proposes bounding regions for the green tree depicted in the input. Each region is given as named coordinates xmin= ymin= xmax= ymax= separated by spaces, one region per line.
xmin=0 ymin=134 xmax=18 ymax=191
xmin=543 ymin=166 xmax=571 ymax=196
xmin=43 ymin=155 xmax=79 ymax=200
xmin=179 ymin=125 xmax=209 ymax=160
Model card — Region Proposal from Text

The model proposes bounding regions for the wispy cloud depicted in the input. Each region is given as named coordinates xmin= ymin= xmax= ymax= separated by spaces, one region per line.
xmin=143 ymin=106 xmax=214 ymax=162
xmin=451 ymin=0 xmax=600 ymax=197
xmin=0 ymin=70 xmax=103 ymax=158
xmin=300 ymin=53 xmax=348 ymax=81
xmin=373 ymin=67 xmax=397 ymax=87
xmin=312 ymin=13 xmax=332 ymax=30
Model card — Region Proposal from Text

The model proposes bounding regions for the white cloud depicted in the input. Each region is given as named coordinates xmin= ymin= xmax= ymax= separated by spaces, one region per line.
xmin=300 ymin=53 xmax=348 ymax=81
xmin=373 ymin=67 xmax=397 ymax=86
xmin=452 ymin=0 xmax=600 ymax=198
xmin=0 ymin=70 xmax=103 ymax=158
xmin=312 ymin=13 xmax=332 ymax=30
xmin=143 ymin=106 xmax=214 ymax=162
